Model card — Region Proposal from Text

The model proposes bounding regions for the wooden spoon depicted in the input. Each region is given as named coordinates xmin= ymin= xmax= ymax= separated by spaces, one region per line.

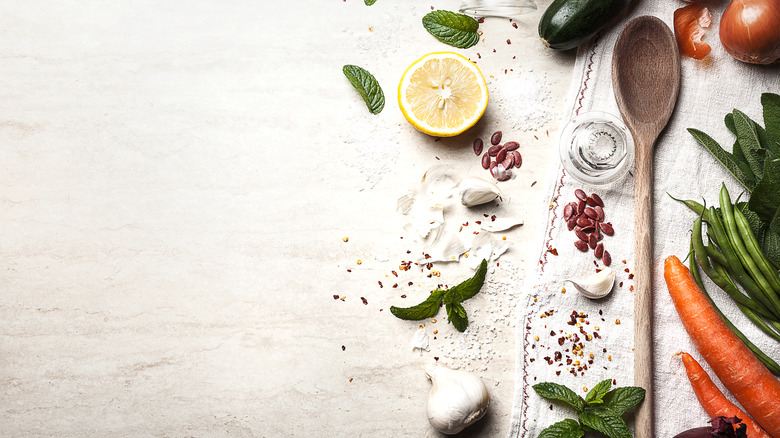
xmin=611 ymin=15 xmax=680 ymax=438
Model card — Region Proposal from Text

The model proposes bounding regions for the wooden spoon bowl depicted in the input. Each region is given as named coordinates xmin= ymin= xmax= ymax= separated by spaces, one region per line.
xmin=612 ymin=15 xmax=681 ymax=438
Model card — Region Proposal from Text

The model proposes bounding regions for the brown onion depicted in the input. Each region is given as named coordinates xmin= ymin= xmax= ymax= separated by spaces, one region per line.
xmin=719 ymin=0 xmax=780 ymax=64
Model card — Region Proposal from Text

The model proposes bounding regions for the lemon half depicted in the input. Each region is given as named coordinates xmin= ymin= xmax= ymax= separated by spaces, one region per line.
xmin=398 ymin=52 xmax=488 ymax=137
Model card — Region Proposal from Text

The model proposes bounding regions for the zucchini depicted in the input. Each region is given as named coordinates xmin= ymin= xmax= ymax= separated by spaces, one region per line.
xmin=538 ymin=0 xmax=633 ymax=51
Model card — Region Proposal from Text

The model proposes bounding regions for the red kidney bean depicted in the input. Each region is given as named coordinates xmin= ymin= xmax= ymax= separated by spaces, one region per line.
xmin=594 ymin=205 xmax=605 ymax=221
xmin=590 ymin=193 xmax=604 ymax=207
xmin=491 ymin=131 xmax=502 ymax=145
xmin=501 ymin=154 xmax=514 ymax=170
xmin=588 ymin=233 xmax=597 ymax=249
xmin=577 ymin=200 xmax=586 ymax=215
xmin=576 ymin=216 xmax=592 ymax=228
xmin=575 ymin=228 xmax=588 ymax=242
xmin=488 ymin=145 xmax=502 ymax=156
xmin=581 ymin=225 xmax=596 ymax=234
xmin=584 ymin=207 xmax=598 ymax=220
xmin=594 ymin=242 xmax=604 ymax=259
xmin=489 ymin=161 xmax=498 ymax=176
xmin=504 ymin=141 xmax=519 ymax=151
xmin=574 ymin=240 xmax=588 ymax=252
xmin=473 ymin=138 xmax=484 ymax=155
xmin=600 ymin=222 xmax=614 ymax=236
xmin=575 ymin=189 xmax=587 ymax=201
xmin=602 ymin=250 xmax=612 ymax=266
xmin=496 ymin=148 xmax=507 ymax=163
xmin=567 ymin=216 xmax=577 ymax=231
xmin=481 ymin=153 xmax=491 ymax=169
xmin=512 ymin=151 xmax=522 ymax=167
xmin=586 ymin=196 xmax=597 ymax=207
xmin=563 ymin=204 xmax=574 ymax=221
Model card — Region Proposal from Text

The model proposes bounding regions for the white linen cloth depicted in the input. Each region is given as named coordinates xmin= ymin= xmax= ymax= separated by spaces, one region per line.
xmin=508 ymin=1 xmax=780 ymax=437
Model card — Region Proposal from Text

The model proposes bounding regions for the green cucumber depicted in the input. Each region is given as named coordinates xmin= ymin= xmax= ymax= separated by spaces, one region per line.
xmin=538 ymin=0 xmax=632 ymax=51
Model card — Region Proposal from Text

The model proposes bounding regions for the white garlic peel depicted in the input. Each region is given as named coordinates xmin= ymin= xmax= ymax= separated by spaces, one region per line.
xmin=566 ymin=267 xmax=616 ymax=299
xmin=459 ymin=177 xmax=502 ymax=207
xmin=425 ymin=362 xmax=490 ymax=435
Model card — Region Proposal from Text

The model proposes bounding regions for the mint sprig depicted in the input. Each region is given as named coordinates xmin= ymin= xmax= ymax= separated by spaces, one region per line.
xmin=422 ymin=10 xmax=480 ymax=49
xmin=342 ymin=65 xmax=385 ymax=115
xmin=533 ymin=379 xmax=645 ymax=438
xmin=390 ymin=259 xmax=487 ymax=332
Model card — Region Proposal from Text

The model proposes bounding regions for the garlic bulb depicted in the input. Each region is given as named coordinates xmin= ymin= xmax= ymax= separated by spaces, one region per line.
xmin=425 ymin=362 xmax=490 ymax=435
xmin=459 ymin=177 xmax=502 ymax=207
xmin=565 ymin=267 xmax=616 ymax=299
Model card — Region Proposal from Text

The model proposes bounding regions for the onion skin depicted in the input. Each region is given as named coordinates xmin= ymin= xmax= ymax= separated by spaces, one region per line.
xmin=674 ymin=4 xmax=712 ymax=60
xmin=719 ymin=0 xmax=780 ymax=64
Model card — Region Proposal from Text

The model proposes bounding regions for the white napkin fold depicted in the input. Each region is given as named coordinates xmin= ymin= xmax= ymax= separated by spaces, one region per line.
xmin=509 ymin=2 xmax=780 ymax=437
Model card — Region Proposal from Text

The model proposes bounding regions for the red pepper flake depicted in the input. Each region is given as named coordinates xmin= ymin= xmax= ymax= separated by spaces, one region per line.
xmin=629 ymin=285 xmax=634 ymax=291
xmin=477 ymin=17 xmax=485 ymax=23
xmin=342 ymin=345 xmax=346 ymax=351
xmin=408 ymin=281 xmax=413 ymax=286
xmin=624 ymin=268 xmax=630 ymax=273
xmin=333 ymin=294 xmax=340 ymax=300
xmin=477 ymin=53 xmax=481 ymax=59
xmin=391 ymin=270 xmax=398 ymax=277
xmin=361 ymin=297 xmax=368 ymax=305
xmin=619 ymin=281 xmax=624 ymax=287
xmin=492 ymin=49 xmax=496 ymax=53
xmin=628 ymin=273 xmax=634 ymax=279
xmin=347 ymin=269 xmax=352 ymax=273
xmin=512 ymin=23 xmax=518 ymax=29
xmin=401 ymin=294 xmax=407 ymax=298
xmin=392 ymin=283 xmax=398 ymax=288
xmin=378 ymin=281 xmax=383 ymax=288
xmin=506 ymin=39 xmax=511 ymax=44
xmin=349 ymin=377 xmax=353 ymax=382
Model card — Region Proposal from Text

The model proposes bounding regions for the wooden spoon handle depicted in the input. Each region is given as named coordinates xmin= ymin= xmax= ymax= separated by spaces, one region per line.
xmin=634 ymin=137 xmax=654 ymax=438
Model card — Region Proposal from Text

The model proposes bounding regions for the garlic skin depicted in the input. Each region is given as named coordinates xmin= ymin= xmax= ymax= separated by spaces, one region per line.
xmin=459 ymin=177 xmax=502 ymax=207
xmin=565 ymin=267 xmax=616 ymax=299
xmin=425 ymin=362 xmax=490 ymax=435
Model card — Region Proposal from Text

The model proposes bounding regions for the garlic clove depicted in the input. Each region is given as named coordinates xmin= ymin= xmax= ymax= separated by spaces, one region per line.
xmin=425 ymin=362 xmax=490 ymax=435
xmin=459 ymin=176 xmax=502 ymax=207
xmin=565 ymin=267 xmax=616 ymax=299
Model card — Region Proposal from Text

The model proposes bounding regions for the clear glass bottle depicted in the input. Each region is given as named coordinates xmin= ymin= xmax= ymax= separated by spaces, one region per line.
xmin=459 ymin=0 xmax=537 ymax=18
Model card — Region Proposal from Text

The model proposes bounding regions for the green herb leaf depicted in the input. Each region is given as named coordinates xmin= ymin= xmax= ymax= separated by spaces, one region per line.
xmin=733 ymin=109 xmax=766 ymax=179
xmin=538 ymin=419 xmax=585 ymax=438
xmin=585 ymin=379 xmax=612 ymax=405
xmin=748 ymin=158 xmax=780 ymax=228
xmin=443 ymin=259 xmax=487 ymax=304
xmin=601 ymin=386 xmax=646 ymax=416
xmin=688 ymin=128 xmax=756 ymax=191
xmin=762 ymin=92 xmax=780 ymax=156
xmin=445 ymin=301 xmax=468 ymax=332
xmin=364 ymin=0 xmax=377 ymax=4
xmin=578 ymin=409 xmax=632 ymax=438
xmin=390 ymin=289 xmax=445 ymax=320
xmin=533 ymin=382 xmax=585 ymax=412
xmin=342 ymin=65 xmax=385 ymax=115
xmin=422 ymin=10 xmax=480 ymax=49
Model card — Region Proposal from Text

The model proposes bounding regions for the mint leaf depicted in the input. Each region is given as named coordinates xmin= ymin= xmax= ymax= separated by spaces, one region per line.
xmin=585 ymin=379 xmax=612 ymax=405
xmin=689 ymin=128 xmax=756 ymax=191
xmin=365 ymin=0 xmax=377 ymax=4
xmin=762 ymin=92 xmax=780 ymax=156
xmin=533 ymin=382 xmax=585 ymax=412
xmin=390 ymin=289 xmax=445 ymax=320
xmin=578 ymin=409 xmax=632 ymax=438
xmin=422 ymin=10 xmax=480 ymax=49
xmin=538 ymin=419 xmax=585 ymax=438
xmin=445 ymin=301 xmax=468 ymax=332
xmin=601 ymin=386 xmax=646 ymax=415
xmin=443 ymin=259 xmax=487 ymax=304
xmin=342 ymin=65 xmax=385 ymax=115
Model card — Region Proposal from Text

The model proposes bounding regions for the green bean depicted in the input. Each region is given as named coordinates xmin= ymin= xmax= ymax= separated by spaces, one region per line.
xmin=693 ymin=217 xmax=778 ymax=320
xmin=668 ymin=194 xmax=705 ymax=215
xmin=689 ymin=241 xmax=780 ymax=376
xmin=719 ymin=185 xmax=780 ymax=316
xmin=734 ymin=206 xmax=780 ymax=293
xmin=704 ymin=242 xmax=728 ymax=268
xmin=706 ymin=206 xmax=779 ymax=318
xmin=713 ymin=262 xmax=780 ymax=340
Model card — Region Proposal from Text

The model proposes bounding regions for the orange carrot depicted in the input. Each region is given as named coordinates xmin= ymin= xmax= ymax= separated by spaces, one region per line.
xmin=665 ymin=255 xmax=780 ymax=437
xmin=680 ymin=352 xmax=770 ymax=438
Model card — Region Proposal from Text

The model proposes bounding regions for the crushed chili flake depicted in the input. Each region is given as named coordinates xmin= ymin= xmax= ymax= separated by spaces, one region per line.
xmin=333 ymin=295 xmax=339 ymax=300
xmin=342 ymin=345 xmax=346 ymax=351
xmin=361 ymin=297 xmax=368 ymax=305
xmin=378 ymin=281 xmax=383 ymax=288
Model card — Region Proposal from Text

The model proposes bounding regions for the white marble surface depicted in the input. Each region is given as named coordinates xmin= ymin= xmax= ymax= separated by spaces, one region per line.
xmin=1 ymin=1 xmax=574 ymax=436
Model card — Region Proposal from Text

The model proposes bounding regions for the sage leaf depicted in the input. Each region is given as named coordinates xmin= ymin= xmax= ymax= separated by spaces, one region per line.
xmin=533 ymin=382 xmax=585 ymax=412
xmin=585 ymin=379 xmax=612 ymax=405
xmin=578 ymin=409 xmax=632 ymax=438
xmin=601 ymin=386 xmax=646 ymax=416
xmin=390 ymin=289 xmax=445 ymax=320
xmin=748 ymin=158 xmax=780 ymax=229
xmin=538 ymin=419 xmax=585 ymax=438
xmin=445 ymin=301 xmax=468 ymax=332
xmin=342 ymin=64 xmax=385 ymax=115
xmin=733 ymin=109 xmax=765 ymax=179
xmin=422 ymin=10 xmax=480 ymax=49
xmin=688 ymin=128 xmax=756 ymax=191
xmin=762 ymin=92 xmax=780 ymax=156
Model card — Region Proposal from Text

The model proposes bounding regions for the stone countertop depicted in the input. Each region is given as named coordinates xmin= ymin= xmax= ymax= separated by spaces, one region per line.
xmin=1 ymin=1 xmax=574 ymax=436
